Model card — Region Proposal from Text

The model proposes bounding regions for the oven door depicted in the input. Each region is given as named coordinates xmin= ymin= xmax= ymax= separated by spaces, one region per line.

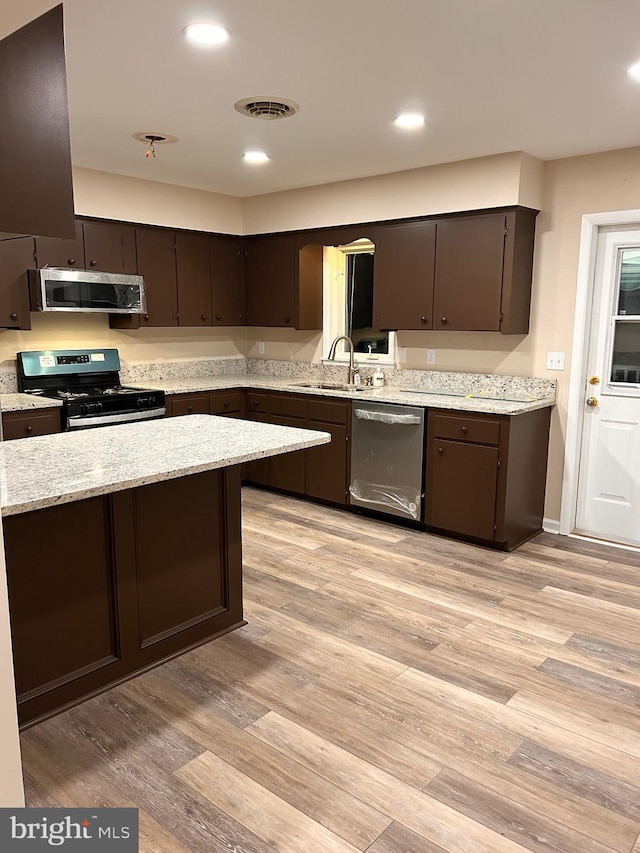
xmin=66 ymin=407 xmax=166 ymax=430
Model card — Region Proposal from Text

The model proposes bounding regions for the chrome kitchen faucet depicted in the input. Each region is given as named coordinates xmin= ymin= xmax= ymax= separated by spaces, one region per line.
xmin=327 ymin=335 xmax=360 ymax=386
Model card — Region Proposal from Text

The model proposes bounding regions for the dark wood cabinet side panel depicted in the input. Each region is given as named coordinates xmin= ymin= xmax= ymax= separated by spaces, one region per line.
xmin=433 ymin=213 xmax=505 ymax=331
xmin=176 ymin=231 xmax=212 ymax=326
xmin=500 ymin=208 xmax=538 ymax=335
xmin=426 ymin=438 xmax=499 ymax=540
xmin=499 ymin=407 xmax=551 ymax=548
xmin=0 ymin=6 xmax=75 ymax=239
xmin=374 ymin=220 xmax=436 ymax=330
xmin=4 ymin=497 xmax=119 ymax=700
xmin=133 ymin=471 xmax=227 ymax=648
xmin=0 ymin=237 xmax=33 ymax=328
xmin=296 ymin=243 xmax=323 ymax=330
xmin=35 ymin=220 xmax=85 ymax=270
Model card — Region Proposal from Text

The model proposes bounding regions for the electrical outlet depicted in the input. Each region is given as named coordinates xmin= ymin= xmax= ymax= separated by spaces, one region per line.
xmin=546 ymin=351 xmax=565 ymax=371
xmin=258 ymin=341 xmax=265 ymax=355
xmin=427 ymin=349 xmax=436 ymax=365
xmin=398 ymin=347 xmax=407 ymax=364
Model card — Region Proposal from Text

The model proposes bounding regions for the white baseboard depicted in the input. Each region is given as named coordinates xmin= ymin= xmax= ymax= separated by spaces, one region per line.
xmin=542 ymin=518 xmax=560 ymax=534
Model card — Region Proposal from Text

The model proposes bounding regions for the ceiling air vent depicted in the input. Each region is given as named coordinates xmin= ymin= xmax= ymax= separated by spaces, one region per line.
xmin=234 ymin=97 xmax=300 ymax=120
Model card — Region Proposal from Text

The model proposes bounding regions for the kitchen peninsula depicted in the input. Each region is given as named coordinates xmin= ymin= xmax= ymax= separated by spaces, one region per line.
xmin=0 ymin=415 xmax=330 ymax=726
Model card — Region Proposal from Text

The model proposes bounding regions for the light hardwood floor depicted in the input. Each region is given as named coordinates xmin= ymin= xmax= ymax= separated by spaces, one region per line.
xmin=21 ymin=488 xmax=640 ymax=853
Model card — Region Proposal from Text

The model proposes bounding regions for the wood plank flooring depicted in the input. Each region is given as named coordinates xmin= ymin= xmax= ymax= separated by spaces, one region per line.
xmin=21 ymin=488 xmax=640 ymax=853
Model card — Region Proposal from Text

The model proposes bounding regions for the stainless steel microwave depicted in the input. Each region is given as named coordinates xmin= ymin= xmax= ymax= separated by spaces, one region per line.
xmin=28 ymin=267 xmax=147 ymax=314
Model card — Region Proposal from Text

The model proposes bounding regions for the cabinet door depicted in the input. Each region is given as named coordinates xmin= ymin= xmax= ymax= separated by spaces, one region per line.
xmin=306 ymin=422 xmax=348 ymax=504
xmin=245 ymin=413 xmax=270 ymax=485
xmin=168 ymin=395 xmax=210 ymax=417
xmin=433 ymin=213 xmax=505 ymax=331
xmin=426 ymin=438 xmax=499 ymax=540
xmin=244 ymin=235 xmax=295 ymax=327
xmin=135 ymin=228 xmax=178 ymax=327
xmin=268 ymin=414 xmax=306 ymax=495
xmin=176 ymin=232 xmax=212 ymax=326
xmin=0 ymin=6 xmax=75 ymax=239
xmin=211 ymin=235 xmax=243 ymax=326
xmin=0 ymin=237 xmax=33 ymax=329
xmin=374 ymin=221 xmax=436 ymax=330
xmin=209 ymin=391 xmax=243 ymax=416
xmin=83 ymin=220 xmax=137 ymax=274
xmin=2 ymin=408 xmax=60 ymax=439
xmin=35 ymin=220 xmax=85 ymax=269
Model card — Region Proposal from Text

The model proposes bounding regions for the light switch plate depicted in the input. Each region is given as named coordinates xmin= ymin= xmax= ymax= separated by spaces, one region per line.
xmin=258 ymin=341 xmax=265 ymax=355
xmin=546 ymin=351 xmax=565 ymax=370
xmin=427 ymin=349 xmax=436 ymax=365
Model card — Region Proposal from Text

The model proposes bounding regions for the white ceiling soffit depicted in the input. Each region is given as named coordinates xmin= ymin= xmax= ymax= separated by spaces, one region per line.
xmin=58 ymin=0 xmax=640 ymax=197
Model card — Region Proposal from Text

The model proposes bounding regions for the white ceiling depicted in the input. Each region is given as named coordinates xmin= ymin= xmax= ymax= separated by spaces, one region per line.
xmin=60 ymin=0 xmax=640 ymax=197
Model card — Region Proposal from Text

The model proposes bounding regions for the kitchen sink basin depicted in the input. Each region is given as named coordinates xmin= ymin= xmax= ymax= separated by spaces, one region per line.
xmin=293 ymin=381 xmax=375 ymax=392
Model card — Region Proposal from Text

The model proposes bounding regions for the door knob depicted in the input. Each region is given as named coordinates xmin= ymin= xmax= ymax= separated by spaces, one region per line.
xmin=586 ymin=396 xmax=598 ymax=407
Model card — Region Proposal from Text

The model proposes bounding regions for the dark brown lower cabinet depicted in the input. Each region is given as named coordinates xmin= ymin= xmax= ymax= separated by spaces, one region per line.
xmin=4 ymin=467 xmax=243 ymax=728
xmin=243 ymin=391 xmax=351 ymax=507
xmin=425 ymin=408 xmax=551 ymax=550
xmin=2 ymin=407 xmax=60 ymax=440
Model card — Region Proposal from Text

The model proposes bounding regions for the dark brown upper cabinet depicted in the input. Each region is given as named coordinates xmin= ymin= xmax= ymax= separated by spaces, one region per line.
xmin=0 ymin=6 xmax=75 ymax=240
xmin=135 ymin=228 xmax=178 ymax=327
xmin=433 ymin=207 xmax=538 ymax=334
xmin=35 ymin=221 xmax=85 ymax=270
xmin=0 ymin=237 xmax=34 ymax=329
xmin=244 ymin=235 xmax=296 ymax=327
xmin=211 ymin=235 xmax=244 ymax=326
xmin=82 ymin=220 xmax=137 ymax=274
xmin=175 ymin=231 xmax=212 ymax=326
xmin=374 ymin=220 xmax=436 ymax=331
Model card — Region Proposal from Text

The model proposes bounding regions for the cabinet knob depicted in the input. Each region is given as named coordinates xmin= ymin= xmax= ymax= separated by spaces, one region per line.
xmin=90 ymin=259 xmax=97 ymax=267
xmin=216 ymin=314 xmax=222 ymax=321
xmin=201 ymin=314 xmax=208 ymax=321
xmin=437 ymin=446 xmax=443 ymax=454
xmin=421 ymin=316 xmax=427 ymax=324
xmin=187 ymin=405 xmax=194 ymax=413
xmin=224 ymin=401 xmax=229 ymax=408
xmin=26 ymin=425 xmax=33 ymax=434
xmin=143 ymin=314 xmax=150 ymax=321
xmin=461 ymin=426 xmax=468 ymax=434
xmin=285 ymin=316 xmax=291 ymax=324
xmin=10 ymin=313 xmax=17 ymax=321
xmin=253 ymin=400 xmax=259 ymax=406
xmin=68 ymin=258 xmax=76 ymax=265
xmin=441 ymin=317 xmax=448 ymax=326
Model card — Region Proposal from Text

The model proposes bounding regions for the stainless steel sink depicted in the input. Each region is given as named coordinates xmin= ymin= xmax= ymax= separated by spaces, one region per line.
xmin=293 ymin=381 xmax=374 ymax=392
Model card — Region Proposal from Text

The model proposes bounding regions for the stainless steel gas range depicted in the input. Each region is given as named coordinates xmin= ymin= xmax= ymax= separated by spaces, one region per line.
xmin=17 ymin=348 xmax=165 ymax=430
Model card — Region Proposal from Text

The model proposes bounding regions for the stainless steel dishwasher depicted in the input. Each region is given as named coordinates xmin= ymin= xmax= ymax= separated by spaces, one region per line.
xmin=349 ymin=400 xmax=425 ymax=520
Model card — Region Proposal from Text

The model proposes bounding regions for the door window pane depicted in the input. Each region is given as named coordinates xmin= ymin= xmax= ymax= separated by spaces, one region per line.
xmin=611 ymin=321 xmax=640 ymax=384
xmin=618 ymin=249 xmax=640 ymax=316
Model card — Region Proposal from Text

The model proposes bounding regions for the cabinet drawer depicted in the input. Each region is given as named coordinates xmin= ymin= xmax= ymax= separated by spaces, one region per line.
xmin=210 ymin=391 xmax=242 ymax=415
xmin=247 ymin=392 xmax=267 ymax=414
xmin=169 ymin=395 xmax=210 ymax=417
xmin=2 ymin=408 xmax=61 ymax=440
xmin=308 ymin=398 xmax=349 ymax=425
xmin=431 ymin=413 xmax=500 ymax=445
xmin=268 ymin=393 xmax=306 ymax=419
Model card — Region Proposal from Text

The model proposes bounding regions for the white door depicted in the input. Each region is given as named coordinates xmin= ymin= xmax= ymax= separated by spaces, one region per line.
xmin=575 ymin=226 xmax=640 ymax=547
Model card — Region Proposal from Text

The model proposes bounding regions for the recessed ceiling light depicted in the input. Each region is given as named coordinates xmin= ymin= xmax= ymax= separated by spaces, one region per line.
xmin=626 ymin=61 xmax=640 ymax=81
xmin=394 ymin=113 xmax=426 ymax=129
xmin=243 ymin=151 xmax=270 ymax=164
xmin=183 ymin=22 xmax=231 ymax=46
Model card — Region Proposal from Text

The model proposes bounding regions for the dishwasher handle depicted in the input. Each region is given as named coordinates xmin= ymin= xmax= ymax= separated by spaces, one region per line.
xmin=354 ymin=408 xmax=422 ymax=425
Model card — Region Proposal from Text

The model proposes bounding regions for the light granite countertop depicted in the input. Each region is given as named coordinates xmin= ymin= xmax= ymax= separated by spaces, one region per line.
xmin=0 ymin=373 xmax=556 ymax=417
xmin=0 ymin=415 xmax=330 ymax=516
xmin=153 ymin=375 xmax=555 ymax=416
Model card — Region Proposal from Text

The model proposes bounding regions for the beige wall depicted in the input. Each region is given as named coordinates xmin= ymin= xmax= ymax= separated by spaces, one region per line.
xmin=74 ymin=167 xmax=243 ymax=235
xmin=0 ymin=0 xmax=58 ymax=38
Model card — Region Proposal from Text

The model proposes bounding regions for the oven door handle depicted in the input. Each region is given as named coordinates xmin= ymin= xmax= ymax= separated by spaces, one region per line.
xmin=66 ymin=407 xmax=166 ymax=429
xmin=353 ymin=408 xmax=422 ymax=425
